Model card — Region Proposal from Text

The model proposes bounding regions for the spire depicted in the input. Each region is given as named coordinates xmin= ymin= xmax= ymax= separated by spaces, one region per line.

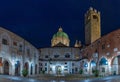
xmin=58 ymin=26 xmax=63 ymax=32
xmin=89 ymin=7 xmax=93 ymax=11
xmin=74 ymin=40 xmax=82 ymax=48
xmin=74 ymin=40 xmax=78 ymax=47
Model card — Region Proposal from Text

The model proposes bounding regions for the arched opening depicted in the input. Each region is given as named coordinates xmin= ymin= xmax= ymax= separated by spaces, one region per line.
xmin=35 ymin=64 xmax=37 ymax=74
xmin=83 ymin=62 xmax=88 ymax=74
xmin=15 ymin=61 xmax=20 ymax=76
xmin=24 ymin=62 xmax=29 ymax=69
xmin=24 ymin=62 xmax=29 ymax=74
xmin=99 ymin=57 xmax=108 ymax=76
xmin=56 ymin=66 xmax=62 ymax=75
xmin=111 ymin=55 xmax=120 ymax=75
xmin=3 ymin=60 xmax=9 ymax=75
xmin=30 ymin=64 xmax=33 ymax=75
xmin=90 ymin=60 xmax=96 ymax=74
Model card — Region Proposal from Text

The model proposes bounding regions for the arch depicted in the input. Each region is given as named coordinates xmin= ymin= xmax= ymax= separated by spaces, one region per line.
xmin=35 ymin=64 xmax=37 ymax=74
xmin=15 ymin=61 xmax=20 ymax=76
xmin=30 ymin=64 xmax=33 ymax=75
xmin=3 ymin=60 xmax=9 ymax=75
xmin=111 ymin=54 xmax=120 ymax=75
xmin=99 ymin=57 xmax=108 ymax=65
xmin=24 ymin=62 xmax=29 ymax=69
xmin=80 ymin=59 xmax=89 ymax=74
xmin=99 ymin=57 xmax=109 ymax=76
xmin=90 ymin=60 xmax=96 ymax=75
xmin=56 ymin=66 xmax=62 ymax=75
xmin=24 ymin=62 xmax=29 ymax=74
xmin=90 ymin=60 xmax=96 ymax=67
xmin=111 ymin=53 xmax=120 ymax=66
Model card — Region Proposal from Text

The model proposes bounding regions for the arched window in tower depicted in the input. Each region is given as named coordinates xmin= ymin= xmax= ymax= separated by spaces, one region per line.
xmin=2 ymin=38 xmax=8 ymax=45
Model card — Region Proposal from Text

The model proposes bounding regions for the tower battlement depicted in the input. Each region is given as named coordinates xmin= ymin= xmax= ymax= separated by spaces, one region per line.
xmin=85 ymin=7 xmax=100 ymax=16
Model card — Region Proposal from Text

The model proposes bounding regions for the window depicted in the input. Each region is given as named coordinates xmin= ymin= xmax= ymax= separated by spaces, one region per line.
xmin=50 ymin=68 xmax=52 ymax=71
xmin=19 ymin=45 xmax=22 ymax=52
xmin=93 ymin=15 xmax=98 ymax=21
xmin=64 ymin=69 xmax=68 ymax=71
xmin=45 ymin=55 xmax=48 ymax=58
xmin=13 ymin=41 xmax=17 ymax=46
xmin=27 ymin=48 xmax=30 ymax=56
xmin=65 ymin=62 xmax=67 ymax=64
xmin=45 ymin=68 xmax=47 ymax=71
xmin=64 ymin=66 xmax=68 ymax=68
xmin=102 ymin=44 xmax=105 ymax=50
xmin=93 ymin=53 xmax=98 ymax=58
xmin=106 ymin=52 xmax=110 ymax=56
xmin=102 ymin=67 xmax=105 ymax=72
xmin=2 ymin=39 xmax=8 ymax=45
xmin=75 ymin=68 xmax=78 ymax=72
xmin=40 ymin=68 xmax=42 ymax=71
xmin=114 ymin=48 xmax=118 ymax=52
xmin=39 ymin=63 xmax=42 ymax=66
xmin=45 ymin=63 xmax=47 ymax=66
xmin=54 ymin=55 xmax=59 ymax=58
xmin=65 ymin=53 xmax=70 ymax=58
xmin=107 ymin=44 xmax=110 ymax=48
xmin=72 ymin=63 xmax=74 ymax=66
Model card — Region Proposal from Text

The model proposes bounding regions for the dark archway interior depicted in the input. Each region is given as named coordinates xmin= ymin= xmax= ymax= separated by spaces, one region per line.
xmin=4 ymin=61 xmax=9 ymax=75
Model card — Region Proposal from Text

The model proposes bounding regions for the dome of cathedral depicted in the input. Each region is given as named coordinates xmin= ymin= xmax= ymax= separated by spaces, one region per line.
xmin=51 ymin=27 xmax=70 ymax=47
xmin=52 ymin=28 xmax=69 ymax=39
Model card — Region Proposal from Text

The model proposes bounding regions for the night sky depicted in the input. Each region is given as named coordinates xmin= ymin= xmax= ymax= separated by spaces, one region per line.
xmin=0 ymin=0 xmax=120 ymax=48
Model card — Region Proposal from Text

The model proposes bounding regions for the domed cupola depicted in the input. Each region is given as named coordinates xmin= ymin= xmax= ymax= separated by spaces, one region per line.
xmin=51 ymin=27 xmax=70 ymax=47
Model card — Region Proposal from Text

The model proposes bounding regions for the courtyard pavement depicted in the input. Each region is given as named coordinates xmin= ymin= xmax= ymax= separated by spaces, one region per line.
xmin=0 ymin=75 xmax=120 ymax=82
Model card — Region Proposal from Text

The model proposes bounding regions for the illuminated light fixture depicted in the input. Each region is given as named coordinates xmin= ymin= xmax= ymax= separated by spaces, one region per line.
xmin=106 ymin=61 xmax=108 ymax=65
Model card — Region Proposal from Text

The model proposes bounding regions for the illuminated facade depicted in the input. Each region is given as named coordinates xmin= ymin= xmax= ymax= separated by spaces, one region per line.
xmin=39 ymin=28 xmax=81 ymax=75
xmin=39 ymin=47 xmax=81 ymax=75
xmin=81 ymin=29 xmax=120 ymax=76
xmin=0 ymin=27 xmax=39 ymax=76
xmin=39 ymin=7 xmax=120 ymax=76
xmin=0 ymin=7 xmax=120 ymax=77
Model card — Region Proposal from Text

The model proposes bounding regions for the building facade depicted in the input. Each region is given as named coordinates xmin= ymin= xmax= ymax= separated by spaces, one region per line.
xmin=81 ymin=29 xmax=120 ymax=76
xmin=39 ymin=7 xmax=120 ymax=76
xmin=39 ymin=28 xmax=81 ymax=75
xmin=0 ymin=7 xmax=119 ymax=77
xmin=0 ymin=27 xmax=39 ymax=76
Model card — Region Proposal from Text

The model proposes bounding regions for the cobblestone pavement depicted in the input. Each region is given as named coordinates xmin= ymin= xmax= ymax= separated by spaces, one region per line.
xmin=0 ymin=75 xmax=120 ymax=82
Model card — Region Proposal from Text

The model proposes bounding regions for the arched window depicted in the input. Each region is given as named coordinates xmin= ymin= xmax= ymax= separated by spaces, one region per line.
xmin=54 ymin=54 xmax=59 ymax=58
xmin=65 ymin=53 xmax=70 ymax=58
xmin=91 ymin=60 xmax=96 ymax=67
xmin=99 ymin=57 xmax=108 ymax=65
xmin=93 ymin=15 xmax=98 ymax=21
xmin=84 ymin=62 xmax=88 ymax=67
xmin=19 ymin=44 xmax=23 ymax=52
xmin=2 ymin=38 xmax=8 ymax=45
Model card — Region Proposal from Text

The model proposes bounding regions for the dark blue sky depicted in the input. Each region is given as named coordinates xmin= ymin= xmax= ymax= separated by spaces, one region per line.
xmin=0 ymin=0 xmax=120 ymax=48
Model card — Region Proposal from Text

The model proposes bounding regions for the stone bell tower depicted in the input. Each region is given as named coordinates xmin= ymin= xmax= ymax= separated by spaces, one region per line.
xmin=85 ymin=7 xmax=101 ymax=45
